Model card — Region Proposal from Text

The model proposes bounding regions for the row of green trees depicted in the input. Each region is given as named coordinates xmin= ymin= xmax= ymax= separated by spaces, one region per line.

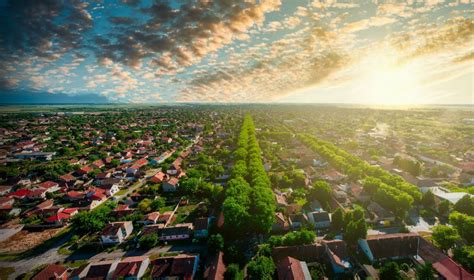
xmin=298 ymin=134 xmax=421 ymax=217
xmin=223 ymin=115 xmax=276 ymax=236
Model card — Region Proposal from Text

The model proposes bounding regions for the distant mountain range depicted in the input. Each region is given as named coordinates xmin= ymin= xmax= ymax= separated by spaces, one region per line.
xmin=0 ymin=90 xmax=111 ymax=104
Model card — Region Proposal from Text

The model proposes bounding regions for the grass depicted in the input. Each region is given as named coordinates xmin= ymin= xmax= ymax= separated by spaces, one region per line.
xmin=0 ymin=267 xmax=14 ymax=280
xmin=116 ymin=189 xmax=128 ymax=196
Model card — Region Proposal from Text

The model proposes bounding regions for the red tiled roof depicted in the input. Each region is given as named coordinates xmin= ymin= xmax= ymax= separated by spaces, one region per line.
xmin=433 ymin=257 xmax=474 ymax=280
xmin=277 ymin=256 xmax=305 ymax=280
xmin=167 ymin=177 xmax=179 ymax=186
xmin=112 ymin=256 xmax=148 ymax=278
xmin=46 ymin=212 xmax=70 ymax=223
xmin=36 ymin=199 xmax=54 ymax=210
xmin=32 ymin=264 xmax=67 ymax=280
xmin=8 ymin=189 xmax=31 ymax=198
xmin=60 ymin=173 xmax=76 ymax=182
xmin=39 ymin=181 xmax=58 ymax=189
xmin=146 ymin=211 xmax=160 ymax=221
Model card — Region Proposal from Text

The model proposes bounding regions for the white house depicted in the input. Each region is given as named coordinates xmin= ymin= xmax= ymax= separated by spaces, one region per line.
xmin=101 ymin=221 xmax=134 ymax=245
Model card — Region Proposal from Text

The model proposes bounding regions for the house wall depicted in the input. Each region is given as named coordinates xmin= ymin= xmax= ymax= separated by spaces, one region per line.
xmin=358 ymin=239 xmax=374 ymax=263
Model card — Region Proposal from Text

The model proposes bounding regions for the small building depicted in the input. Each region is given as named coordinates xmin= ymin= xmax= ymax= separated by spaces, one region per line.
xmin=150 ymin=254 xmax=199 ymax=279
xmin=276 ymin=256 xmax=312 ymax=280
xmin=141 ymin=212 xmax=160 ymax=225
xmin=158 ymin=223 xmax=193 ymax=241
xmin=358 ymin=233 xmax=419 ymax=263
xmin=162 ymin=177 xmax=179 ymax=192
xmin=308 ymin=210 xmax=331 ymax=229
xmin=272 ymin=212 xmax=290 ymax=232
xmin=289 ymin=213 xmax=308 ymax=230
xmin=32 ymin=264 xmax=68 ymax=280
xmin=112 ymin=256 xmax=150 ymax=280
xmin=100 ymin=221 xmax=134 ymax=245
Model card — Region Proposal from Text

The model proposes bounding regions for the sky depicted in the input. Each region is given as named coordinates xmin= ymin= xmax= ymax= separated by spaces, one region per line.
xmin=0 ymin=0 xmax=472 ymax=104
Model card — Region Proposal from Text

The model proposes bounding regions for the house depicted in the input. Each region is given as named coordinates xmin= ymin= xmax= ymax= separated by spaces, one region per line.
xmin=32 ymin=264 xmax=68 ymax=280
xmin=76 ymin=165 xmax=93 ymax=176
xmin=194 ymin=217 xmax=209 ymax=238
xmin=205 ymin=251 xmax=226 ymax=280
xmin=142 ymin=224 xmax=165 ymax=236
xmin=91 ymin=159 xmax=105 ymax=169
xmin=98 ymin=183 xmax=120 ymax=196
xmin=272 ymin=212 xmax=290 ymax=232
xmin=321 ymin=170 xmax=346 ymax=182
xmin=8 ymin=189 xmax=31 ymax=200
xmin=65 ymin=190 xmax=85 ymax=201
xmin=59 ymin=173 xmax=76 ymax=183
xmin=112 ymin=256 xmax=150 ymax=280
xmin=0 ymin=197 xmax=14 ymax=208
xmin=358 ymin=233 xmax=419 ymax=263
xmin=157 ymin=211 xmax=174 ymax=225
xmin=38 ymin=181 xmax=60 ymax=193
xmin=150 ymin=254 xmax=199 ymax=280
xmin=275 ymin=193 xmax=288 ymax=207
xmin=27 ymin=189 xmax=47 ymax=200
xmin=158 ymin=223 xmax=194 ymax=241
xmin=141 ymin=212 xmax=160 ymax=225
xmin=289 ymin=213 xmax=308 ymax=230
xmin=113 ymin=204 xmax=135 ymax=218
xmin=71 ymin=260 xmax=119 ymax=280
xmin=323 ymin=240 xmax=351 ymax=273
xmin=276 ymin=256 xmax=312 ymax=280
xmin=367 ymin=201 xmax=395 ymax=223
xmin=149 ymin=172 xmax=167 ymax=184
xmin=36 ymin=199 xmax=54 ymax=211
xmin=308 ymin=210 xmax=331 ymax=229
xmin=162 ymin=177 xmax=179 ymax=192
xmin=101 ymin=221 xmax=134 ymax=244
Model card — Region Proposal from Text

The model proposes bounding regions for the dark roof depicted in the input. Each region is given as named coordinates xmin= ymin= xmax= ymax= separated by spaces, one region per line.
xmin=366 ymin=233 xmax=419 ymax=260
xmin=159 ymin=223 xmax=193 ymax=236
xmin=151 ymin=254 xmax=197 ymax=279
xmin=194 ymin=217 xmax=209 ymax=231
xmin=311 ymin=211 xmax=330 ymax=222
xmin=85 ymin=262 xmax=114 ymax=279
xmin=112 ymin=256 xmax=148 ymax=278
xmin=272 ymin=244 xmax=326 ymax=263
xmin=206 ymin=251 xmax=225 ymax=280
xmin=417 ymin=237 xmax=448 ymax=263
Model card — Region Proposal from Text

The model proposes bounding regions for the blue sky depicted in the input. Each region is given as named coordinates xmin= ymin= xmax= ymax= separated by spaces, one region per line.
xmin=0 ymin=0 xmax=472 ymax=104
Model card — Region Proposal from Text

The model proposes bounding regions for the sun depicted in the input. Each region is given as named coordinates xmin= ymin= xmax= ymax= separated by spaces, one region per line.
xmin=362 ymin=55 xmax=423 ymax=105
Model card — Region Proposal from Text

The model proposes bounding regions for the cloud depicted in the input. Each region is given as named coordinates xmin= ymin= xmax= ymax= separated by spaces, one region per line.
xmin=97 ymin=0 xmax=282 ymax=69
xmin=0 ymin=0 xmax=93 ymax=60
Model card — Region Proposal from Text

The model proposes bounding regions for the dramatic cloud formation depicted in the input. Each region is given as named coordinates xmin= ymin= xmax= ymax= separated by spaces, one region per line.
xmin=0 ymin=0 xmax=472 ymax=103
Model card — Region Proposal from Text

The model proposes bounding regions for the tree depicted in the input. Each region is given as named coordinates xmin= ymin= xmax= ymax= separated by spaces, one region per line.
xmin=247 ymin=256 xmax=276 ymax=280
xmin=449 ymin=211 xmax=474 ymax=243
xmin=454 ymin=195 xmax=474 ymax=216
xmin=421 ymin=191 xmax=436 ymax=210
xmin=224 ymin=264 xmax=243 ymax=280
xmin=431 ymin=225 xmax=461 ymax=252
xmin=438 ymin=200 xmax=451 ymax=217
xmin=208 ymin=234 xmax=224 ymax=253
xmin=139 ymin=233 xmax=158 ymax=249
xmin=309 ymin=181 xmax=332 ymax=210
xmin=379 ymin=262 xmax=403 ymax=280
xmin=138 ymin=198 xmax=152 ymax=213
xmin=150 ymin=197 xmax=165 ymax=211
xmin=331 ymin=207 xmax=344 ymax=232
xmin=417 ymin=262 xmax=436 ymax=280
xmin=453 ymin=246 xmax=474 ymax=273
